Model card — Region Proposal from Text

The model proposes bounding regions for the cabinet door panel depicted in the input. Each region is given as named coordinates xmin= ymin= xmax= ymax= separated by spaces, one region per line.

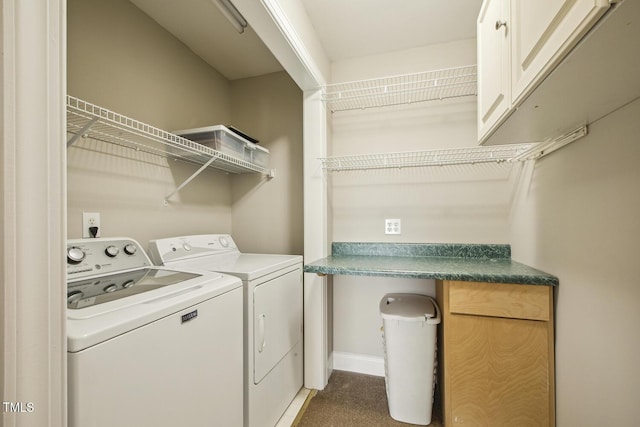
xmin=511 ymin=0 xmax=608 ymax=104
xmin=477 ymin=0 xmax=510 ymax=139
xmin=517 ymin=0 xmax=565 ymax=64
xmin=447 ymin=314 xmax=551 ymax=427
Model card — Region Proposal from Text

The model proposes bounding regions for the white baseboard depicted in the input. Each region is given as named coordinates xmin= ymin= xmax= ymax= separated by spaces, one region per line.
xmin=331 ymin=351 xmax=385 ymax=377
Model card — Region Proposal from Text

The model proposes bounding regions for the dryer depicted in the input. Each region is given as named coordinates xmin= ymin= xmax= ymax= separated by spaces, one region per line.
xmin=148 ymin=234 xmax=303 ymax=427
xmin=66 ymin=237 xmax=243 ymax=427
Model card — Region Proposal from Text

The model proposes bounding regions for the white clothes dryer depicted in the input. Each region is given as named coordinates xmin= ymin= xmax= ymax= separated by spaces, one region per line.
xmin=66 ymin=237 xmax=243 ymax=427
xmin=148 ymin=234 xmax=303 ymax=427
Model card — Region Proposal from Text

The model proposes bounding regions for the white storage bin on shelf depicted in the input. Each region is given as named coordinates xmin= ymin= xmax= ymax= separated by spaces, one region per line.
xmin=380 ymin=293 xmax=441 ymax=426
xmin=175 ymin=125 xmax=270 ymax=169
xmin=250 ymin=145 xmax=270 ymax=168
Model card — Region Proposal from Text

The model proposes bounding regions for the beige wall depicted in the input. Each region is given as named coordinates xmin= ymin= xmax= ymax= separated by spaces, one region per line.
xmin=510 ymin=98 xmax=640 ymax=426
xmin=67 ymin=0 xmax=232 ymax=246
xmin=68 ymin=0 xmax=231 ymax=130
xmin=229 ymin=72 xmax=303 ymax=255
xmin=328 ymin=36 xmax=640 ymax=424
xmin=67 ymin=0 xmax=302 ymax=252
xmin=328 ymin=40 xmax=520 ymax=363
xmin=329 ymin=36 xmax=640 ymax=424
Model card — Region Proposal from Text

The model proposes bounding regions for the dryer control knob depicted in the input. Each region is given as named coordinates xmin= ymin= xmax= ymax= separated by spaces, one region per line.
xmin=183 ymin=243 xmax=192 ymax=251
xmin=105 ymin=245 xmax=119 ymax=257
xmin=219 ymin=236 xmax=229 ymax=248
xmin=67 ymin=247 xmax=86 ymax=264
xmin=123 ymin=244 xmax=137 ymax=255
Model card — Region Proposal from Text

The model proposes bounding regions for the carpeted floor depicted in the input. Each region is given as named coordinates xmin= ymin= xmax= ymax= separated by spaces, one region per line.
xmin=293 ymin=371 xmax=442 ymax=427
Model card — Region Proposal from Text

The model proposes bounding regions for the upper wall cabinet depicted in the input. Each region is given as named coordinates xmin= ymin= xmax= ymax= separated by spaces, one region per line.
xmin=511 ymin=0 xmax=609 ymax=105
xmin=477 ymin=0 xmax=511 ymax=139
xmin=478 ymin=0 xmax=611 ymax=144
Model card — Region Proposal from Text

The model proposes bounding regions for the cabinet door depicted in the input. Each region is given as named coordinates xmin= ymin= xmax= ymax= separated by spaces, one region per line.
xmin=478 ymin=0 xmax=511 ymax=141
xmin=511 ymin=0 xmax=609 ymax=104
xmin=445 ymin=314 xmax=552 ymax=427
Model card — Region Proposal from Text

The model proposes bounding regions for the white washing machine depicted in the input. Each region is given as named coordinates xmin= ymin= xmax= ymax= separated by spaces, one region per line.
xmin=66 ymin=237 xmax=244 ymax=427
xmin=148 ymin=234 xmax=303 ymax=427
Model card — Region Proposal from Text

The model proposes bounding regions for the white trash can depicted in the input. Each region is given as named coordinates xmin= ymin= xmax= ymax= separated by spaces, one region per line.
xmin=380 ymin=293 xmax=441 ymax=425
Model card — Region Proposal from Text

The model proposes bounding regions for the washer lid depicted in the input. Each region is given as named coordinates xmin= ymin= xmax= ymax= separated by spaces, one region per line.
xmin=67 ymin=267 xmax=242 ymax=353
xmin=380 ymin=293 xmax=441 ymax=324
xmin=66 ymin=268 xmax=201 ymax=309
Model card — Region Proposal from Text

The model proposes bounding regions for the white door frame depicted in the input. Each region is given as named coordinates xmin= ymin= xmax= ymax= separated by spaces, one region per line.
xmin=0 ymin=3 xmax=330 ymax=426
xmin=232 ymin=0 xmax=332 ymax=390
xmin=1 ymin=0 xmax=67 ymax=425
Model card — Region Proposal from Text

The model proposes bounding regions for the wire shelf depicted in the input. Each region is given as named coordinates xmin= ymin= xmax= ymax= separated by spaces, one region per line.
xmin=66 ymin=95 xmax=267 ymax=175
xmin=322 ymin=65 xmax=477 ymax=112
xmin=319 ymin=144 xmax=535 ymax=172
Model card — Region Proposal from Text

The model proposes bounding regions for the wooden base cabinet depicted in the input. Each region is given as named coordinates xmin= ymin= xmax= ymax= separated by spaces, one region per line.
xmin=436 ymin=280 xmax=555 ymax=427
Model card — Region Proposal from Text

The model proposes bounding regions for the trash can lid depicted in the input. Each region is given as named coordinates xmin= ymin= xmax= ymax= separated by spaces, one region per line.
xmin=380 ymin=293 xmax=438 ymax=322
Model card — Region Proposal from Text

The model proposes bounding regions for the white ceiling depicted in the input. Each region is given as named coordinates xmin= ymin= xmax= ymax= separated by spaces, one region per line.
xmin=130 ymin=0 xmax=482 ymax=80
xmin=301 ymin=0 xmax=483 ymax=61
xmin=130 ymin=0 xmax=283 ymax=80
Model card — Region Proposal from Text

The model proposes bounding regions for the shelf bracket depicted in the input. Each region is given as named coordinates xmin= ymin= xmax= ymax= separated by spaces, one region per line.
xmin=67 ymin=117 xmax=98 ymax=147
xmin=514 ymin=125 xmax=588 ymax=161
xmin=163 ymin=154 xmax=220 ymax=206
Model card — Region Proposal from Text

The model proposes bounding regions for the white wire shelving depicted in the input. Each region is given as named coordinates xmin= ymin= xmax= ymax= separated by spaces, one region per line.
xmin=319 ymin=144 xmax=536 ymax=172
xmin=319 ymin=124 xmax=588 ymax=172
xmin=318 ymin=63 xmax=588 ymax=171
xmin=66 ymin=95 xmax=269 ymax=175
xmin=67 ymin=95 xmax=273 ymax=203
xmin=322 ymin=65 xmax=477 ymax=113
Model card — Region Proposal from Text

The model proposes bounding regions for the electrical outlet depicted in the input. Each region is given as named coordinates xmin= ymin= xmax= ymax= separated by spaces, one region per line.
xmin=385 ymin=219 xmax=401 ymax=235
xmin=82 ymin=212 xmax=101 ymax=238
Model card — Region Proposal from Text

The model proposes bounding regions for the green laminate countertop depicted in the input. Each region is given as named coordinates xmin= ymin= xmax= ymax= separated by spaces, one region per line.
xmin=304 ymin=242 xmax=558 ymax=286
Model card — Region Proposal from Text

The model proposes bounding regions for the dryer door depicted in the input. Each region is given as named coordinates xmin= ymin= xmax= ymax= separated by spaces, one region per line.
xmin=253 ymin=267 xmax=303 ymax=384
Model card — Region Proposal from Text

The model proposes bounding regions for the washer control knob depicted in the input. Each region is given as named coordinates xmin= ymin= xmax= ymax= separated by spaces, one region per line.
xmin=122 ymin=280 xmax=135 ymax=288
xmin=103 ymin=284 xmax=117 ymax=293
xmin=105 ymin=245 xmax=119 ymax=257
xmin=67 ymin=247 xmax=86 ymax=264
xmin=67 ymin=290 xmax=84 ymax=305
xmin=219 ymin=236 xmax=229 ymax=248
xmin=123 ymin=244 xmax=137 ymax=255
xmin=183 ymin=243 xmax=192 ymax=251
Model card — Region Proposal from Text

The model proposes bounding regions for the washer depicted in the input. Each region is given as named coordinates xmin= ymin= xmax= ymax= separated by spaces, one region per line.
xmin=148 ymin=234 xmax=303 ymax=427
xmin=66 ymin=237 xmax=243 ymax=427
